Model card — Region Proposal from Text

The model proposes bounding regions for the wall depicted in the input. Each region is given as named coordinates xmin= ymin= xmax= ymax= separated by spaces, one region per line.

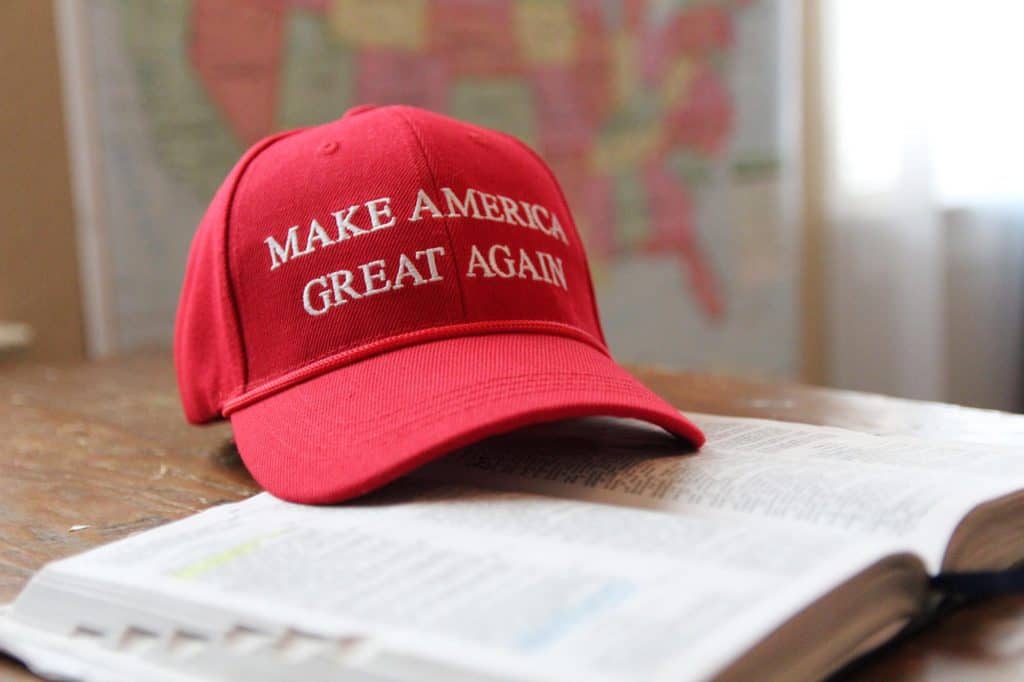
xmin=799 ymin=0 xmax=825 ymax=384
xmin=0 ymin=0 xmax=84 ymax=361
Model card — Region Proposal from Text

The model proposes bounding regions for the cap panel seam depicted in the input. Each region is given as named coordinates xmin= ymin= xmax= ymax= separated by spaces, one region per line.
xmin=389 ymin=107 xmax=469 ymax=321
xmin=494 ymin=131 xmax=609 ymax=346
xmin=221 ymin=127 xmax=309 ymax=398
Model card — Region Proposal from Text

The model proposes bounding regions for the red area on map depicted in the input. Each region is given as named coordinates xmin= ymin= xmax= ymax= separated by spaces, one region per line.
xmin=642 ymin=159 xmax=723 ymax=319
xmin=571 ymin=0 xmax=616 ymax=125
xmin=662 ymin=65 xmax=733 ymax=157
xmin=671 ymin=5 xmax=735 ymax=58
xmin=531 ymin=68 xmax=597 ymax=157
xmin=188 ymin=0 xmax=284 ymax=145
xmin=641 ymin=4 xmax=733 ymax=85
xmin=428 ymin=0 xmax=521 ymax=76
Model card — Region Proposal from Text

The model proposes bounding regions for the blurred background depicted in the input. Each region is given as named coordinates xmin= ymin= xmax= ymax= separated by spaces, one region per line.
xmin=1 ymin=0 xmax=1021 ymax=412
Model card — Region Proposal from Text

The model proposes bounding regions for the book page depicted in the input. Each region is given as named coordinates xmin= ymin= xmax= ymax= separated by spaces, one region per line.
xmin=419 ymin=414 xmax=1024 ymax=571
xmin=8 ymin=483 xmax=908 ymax=682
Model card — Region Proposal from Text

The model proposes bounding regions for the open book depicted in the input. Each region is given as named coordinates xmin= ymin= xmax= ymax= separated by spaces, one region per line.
xmin=3 ymin=413 xmax=1024 ymax=681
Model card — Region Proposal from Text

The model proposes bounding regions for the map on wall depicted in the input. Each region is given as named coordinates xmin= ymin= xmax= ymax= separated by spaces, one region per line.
xmin=68 ymin=0 xmax=798 ymax=375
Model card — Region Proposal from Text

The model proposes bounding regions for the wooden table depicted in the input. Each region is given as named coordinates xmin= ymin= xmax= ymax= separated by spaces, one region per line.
xmin=3 ymin=352 xmax=1024 ymax=680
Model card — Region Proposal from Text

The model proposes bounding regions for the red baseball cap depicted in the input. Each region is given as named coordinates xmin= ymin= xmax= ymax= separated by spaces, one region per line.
xmin=175 ymin=105 xmax=704 ymax=504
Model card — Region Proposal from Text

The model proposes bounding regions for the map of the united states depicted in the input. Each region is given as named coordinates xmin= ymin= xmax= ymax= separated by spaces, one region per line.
xmin=118 ymin=0 xmax=764 ymax=322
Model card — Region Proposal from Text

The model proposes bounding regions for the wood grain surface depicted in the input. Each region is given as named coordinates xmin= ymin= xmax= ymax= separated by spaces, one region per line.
xmin=2 ymin=353 xmax=1024 ymax=680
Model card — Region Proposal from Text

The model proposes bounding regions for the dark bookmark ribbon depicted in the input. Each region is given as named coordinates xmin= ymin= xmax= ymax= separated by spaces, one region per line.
xmin=831 ymin=568 xmax=1024 ymax=679
xmin=932 ymin=567 xmax=1024 ymax=601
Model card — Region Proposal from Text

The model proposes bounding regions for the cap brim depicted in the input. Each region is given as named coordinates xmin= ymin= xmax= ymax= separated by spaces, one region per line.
xmin=230 ymin=333 xmax=705 ymax=504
